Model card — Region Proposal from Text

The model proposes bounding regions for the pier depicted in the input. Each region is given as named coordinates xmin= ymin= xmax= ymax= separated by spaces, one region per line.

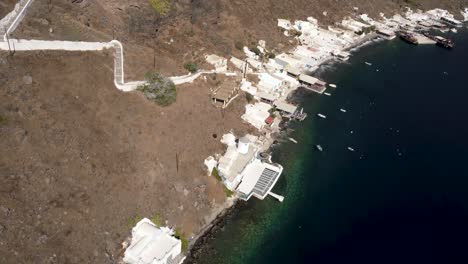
xmin=268 ymin=192 xmax=284 ymax=202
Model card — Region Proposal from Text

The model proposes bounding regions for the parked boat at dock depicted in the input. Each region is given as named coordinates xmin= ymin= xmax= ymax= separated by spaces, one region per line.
xmin=329 ymin=84 xmax=337 ymax=88
xmin=435 ymin=36 xmax=454 ymax=49
xmin=398 ymin=31 xmax=418 ymax=45
xmin=324 ymin=92 xmax=331 ymax=96
xmin=423 ymin=32 xmax=455 ymax=49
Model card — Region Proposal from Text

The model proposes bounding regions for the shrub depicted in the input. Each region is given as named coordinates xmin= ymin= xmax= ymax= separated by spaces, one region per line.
xmin=149 ymin=0 xmax=171 ymax=15
xmin=127 ymin=215 xmax=141 ymax=228
xmin=0 ymin=115 xmax=5 ymax=125
xmin=175 ymin=229 xmax=189 ymax=251
xmin=250 ymin=46 xmax=261 ymax=56
xmin=234 ymin=41 xmax=244 ymax=51
xmin=266 ymin=52 xmax=276 ymax=59
xmin=150 ymin=213 xmax=163 ymax=227
xmin=137 ymin=72 xmax=177 ymax=107
xmin=245 ymin=92 xmax=254 ymax=103
xmin=223 ymin=186 xmax=234 ymax=197
xmin=289 ymin=29 xmax=302 ymax=37
xmin=184 ymin=62 xmax=198 ymax=73
xmin=211 ymin=167 xmax=222 ymax=181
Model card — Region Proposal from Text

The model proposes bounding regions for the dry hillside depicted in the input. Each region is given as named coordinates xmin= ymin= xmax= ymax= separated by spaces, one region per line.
xmin=1 ymin=0 xmax=468 ymax=263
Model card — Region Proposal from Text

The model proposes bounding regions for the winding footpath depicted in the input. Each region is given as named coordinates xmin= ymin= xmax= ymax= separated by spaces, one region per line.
xmin=0 ymin=0 xmax=234 ymax=91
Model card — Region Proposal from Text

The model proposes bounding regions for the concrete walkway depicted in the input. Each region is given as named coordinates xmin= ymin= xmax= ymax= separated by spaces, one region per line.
xmin=0 ymin=0 xmax=237 ymax=92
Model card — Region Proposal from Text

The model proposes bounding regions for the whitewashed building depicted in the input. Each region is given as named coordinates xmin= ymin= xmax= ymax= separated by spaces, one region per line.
xmin=123 ymin=218 xmax=182 ymax=264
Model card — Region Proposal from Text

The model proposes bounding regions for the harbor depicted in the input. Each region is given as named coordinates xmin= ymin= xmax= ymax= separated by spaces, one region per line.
xmin=191 ymin=25 xmax=468 ymax=264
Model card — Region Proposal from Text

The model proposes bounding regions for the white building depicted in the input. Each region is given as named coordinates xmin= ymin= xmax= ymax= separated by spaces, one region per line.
xmin=123 ymin=218 xmax=182 ymax=264
xmin=217 ymin=135 xmax=260 ymax=190
xmin=241 ymin=102 xmax=272 ymax=130
xmin=237 ymin=159 xmax=283 ymax=201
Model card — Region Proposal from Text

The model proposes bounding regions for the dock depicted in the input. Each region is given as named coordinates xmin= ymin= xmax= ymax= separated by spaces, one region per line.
xmin=414 ymin=34 xmax=436 ymax=45
xmin=268 ymin=192 xmax=284 ymax=202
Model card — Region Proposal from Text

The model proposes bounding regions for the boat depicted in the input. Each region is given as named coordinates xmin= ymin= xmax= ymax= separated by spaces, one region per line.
xmin=451 ymin=28 xmax=458 ymax=33
xmin=434 ymin=36 xmax=454 ymax=49
xmin=340 ymin=108 xmax=347 ymax=113
xmin=398 ymin=31 xmax=418 ymax=45
xmin=317 ymin=113 xmax=327 ymax=119
xmin=347 ymin=147 xmax=355 ymax=152
xmin=329 ymin=84 xmax=337 ymax=88
xmin=289 ymin=138 xmax=298 ymax=144
xmin=422 ymin=32 xmax=437 ymax=41
xmin=324 ymin=92 xmax=331 ymax=96
xmin=316 ymin=145 xmax=323 ymax=152
xmin=365 ymin=62 xmax=372 ymax=66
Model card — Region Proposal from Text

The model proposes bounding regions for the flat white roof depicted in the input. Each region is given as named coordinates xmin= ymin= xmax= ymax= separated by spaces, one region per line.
xmin=237 ymin=159 xmax=283 ymax=200
xmin=256 ymin=90 xmax=277 ymax=101
xmin=274 ymin=101 xmax=297 ymax=114
xmin=299 ymin=74 xmax=318 ymax=85
xmin=124 ymin=219 xmax=181 ymax=264
xmin=237 ymin=159 xmax=265 ymax=195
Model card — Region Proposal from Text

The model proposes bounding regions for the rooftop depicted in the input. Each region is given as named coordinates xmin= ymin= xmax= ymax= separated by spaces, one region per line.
xmin=124 ymin=218 xmax=181 ymax=264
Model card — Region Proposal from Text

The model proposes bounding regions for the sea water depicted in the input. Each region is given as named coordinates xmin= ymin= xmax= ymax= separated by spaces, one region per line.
xmin=194 ymin=29 xmax=468 ymax=264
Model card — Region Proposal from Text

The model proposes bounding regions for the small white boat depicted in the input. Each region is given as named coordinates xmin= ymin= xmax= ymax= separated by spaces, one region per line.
xmin=317 ymin=113 xmax=327 ymax=119
xmin=451 ymin=28 xmax=458 ymax=33
xmin=365 ymin=62 xmax=372 ymax=66
xmin=316 ymin=145 xmax=323 ymax=152
xmin=340 ymin=109 xmax=347 ymax=113
xmin=289 ymin=138 xmax=298 ymax=144
xmin=329 ymin=84 xmax=337 ymax=88
xmin=347 ymin=147 xmax=355 ymax=152
xmin=324 ymin=92 xmax=331 ymax=96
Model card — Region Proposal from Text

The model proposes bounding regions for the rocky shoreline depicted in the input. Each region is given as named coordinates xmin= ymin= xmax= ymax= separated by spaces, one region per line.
xmin=181 ymin=6 xmax=468 ymax=262
xmin=184 ymin=200 xmax=247 ymax=263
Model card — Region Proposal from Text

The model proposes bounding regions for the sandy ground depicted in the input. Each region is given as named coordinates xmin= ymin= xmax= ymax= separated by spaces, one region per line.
xmin=0 ymin=50 xmax=252 ymax=263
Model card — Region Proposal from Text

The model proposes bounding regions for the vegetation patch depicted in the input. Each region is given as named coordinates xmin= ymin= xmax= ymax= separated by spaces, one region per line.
xmin=184 ymin=62 xmax=198 ymax=73
xmin=211 ymin=167 xmax=222 ymax=182
xmin=357 ymin=25 xmax=376 ymax=35
xmin=212 ymin=167 xmax=234 ymax=197
xmin=137 ymin=72 xmax=177 ymax=107
xmin=149 ymin=0 xmax=171 ymax=15
xmin=289 ymin=29 xmax=302 ymax=37
xmin=174 ymin=229 xmax=189 ymax=251
xmin=127 ymin=215 xmax=141 ymax=229
xmin=245 ymin=92 xmax=255 ymax=103
xmin=266 ymin=52 xmax=276 ymax=59
xmin=0 ymin=115 xmax=5 ymax=125
xmin=223 ymin=186 xmax=234 ymax=197
xmin=150 ymin=213 xmax=164 ymax=227
xmin=234 ymin=41 xmax=244 ymax=51
xmin=250 ymin=46 xmax=262 ymax=56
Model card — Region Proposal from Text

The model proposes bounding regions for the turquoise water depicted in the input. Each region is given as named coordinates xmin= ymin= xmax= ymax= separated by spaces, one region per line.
xmin=194 ymin=29 xmax=468 ymax=264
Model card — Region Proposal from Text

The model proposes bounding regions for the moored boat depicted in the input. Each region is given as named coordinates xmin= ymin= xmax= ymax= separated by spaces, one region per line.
xmin=316 ymin=145 xmax=323 ymax=152
xmin=347 ymin=147 xmax=355 ymax=152
xmin=398 ymin=31 xmax=418 ymax=45
xmin=435 ymin=36 xmax=454 ymax=49
xmin=317 ymin=113 xmax=327 ymax=119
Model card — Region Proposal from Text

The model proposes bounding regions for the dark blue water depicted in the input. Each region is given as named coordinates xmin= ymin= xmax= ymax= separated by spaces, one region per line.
xmin=195 ymin=29 xmax=468 ymax=264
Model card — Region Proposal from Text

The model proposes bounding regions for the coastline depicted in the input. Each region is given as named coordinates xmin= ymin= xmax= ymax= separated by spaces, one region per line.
xmin=183 ymin=6 xmax=468 ymax=261
xmin=183 ymin=29 xmax=386 ymax=263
